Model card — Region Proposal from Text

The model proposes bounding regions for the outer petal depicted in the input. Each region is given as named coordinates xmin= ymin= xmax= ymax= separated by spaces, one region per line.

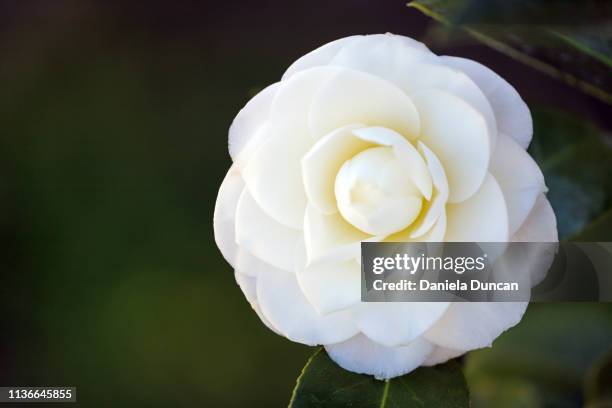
xmin=302 ymin=124 xmax=370 ymax=214
xmin=244 ymin=67 xmax=345 ymax=227
xmin=271 ymin=66 xmax=343 ymax=129
xmin=213 ymin=167 xmax=244 ymax=266
xmin=243 ymin=67 xmax=339 ymax=228
xmin=512 ymin=194 xmax=558 ymax=242
xmin=441 ymin=56 xmax=533 ymax=149
xmin=511 ymin=195 xmax=559 ymax=287
xmin=311 ymin=36 xmax=497 ymax=154
xmin=424 ymin=302 xmax=527 ymax=350
xmin=328 ymin=34 xmax=431 ymax=88
xmin=350 ymin=302 xmax=450 ymax=347
xmin=309 ymin=68 xmax=420 ymax=141
xmin=242 ymin=122 xmax=312 ymax=229
xmin=445 ymin=173 xmax=509 ymax=242
xmin=233 ymin=68 xmax=342 ymax=172
xmin=228 ymin=83 xmax=280 ymax=162
xmin=282 ymin=35 xmax=362 ymax=80
xmin=234 ymin=271 xmax=258 ymax=304
xmin=296 ymin=260 xmax=361 ymax=315
xmin=235 ymin=189 xmax=300 ymax=272
xmin=490 ymin=133 xmax=546 ymax=235
xmin=325 ymin=334 xmax=434 ymax=380
xmin=256 ymin=266 xmax=358 ymax=345
xmin=233 ymin=247 xmax=277 ymax=278
xmin=422 ymin=346 xmax=466 ymax=366
xmin=296 ymin=240 xmax=362 ymax=315
xmin=411 ymin=90 xmax=490 ymax=203
xmin=235 ymin=272 xmax=282 ymax=335
xmin=401 ymin=61 xmax=498 ymax=154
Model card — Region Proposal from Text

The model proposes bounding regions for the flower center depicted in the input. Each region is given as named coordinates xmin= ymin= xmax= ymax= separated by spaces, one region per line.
xmin=334 ymin=146 xmax=423 ymax=236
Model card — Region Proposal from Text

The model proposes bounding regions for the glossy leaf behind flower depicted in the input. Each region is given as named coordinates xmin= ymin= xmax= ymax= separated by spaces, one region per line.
xmin=289 ymin=348 xmax=469 ymax=408
xmin=528 ymin=108 xmax=612 ymax=240
xmin=465 ymin=304 xmax=612 ymax=407
xmin=408 ymin=0 xmax=612 ymax=104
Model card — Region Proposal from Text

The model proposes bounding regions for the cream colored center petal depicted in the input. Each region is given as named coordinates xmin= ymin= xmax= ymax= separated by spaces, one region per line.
xmin=334 ymin=146 xmax=423 ymax=236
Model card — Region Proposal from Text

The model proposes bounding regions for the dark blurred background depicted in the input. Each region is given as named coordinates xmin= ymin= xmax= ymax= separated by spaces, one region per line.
xmin=0 ymin=1 xmax=610 ymax=406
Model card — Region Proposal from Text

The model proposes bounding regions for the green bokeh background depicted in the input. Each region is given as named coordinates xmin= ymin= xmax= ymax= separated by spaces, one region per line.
xmin=0 ymin=1 xmax=610 ymax=406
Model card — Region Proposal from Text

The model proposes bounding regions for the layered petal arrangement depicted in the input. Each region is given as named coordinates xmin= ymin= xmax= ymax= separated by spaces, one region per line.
xmin=214 ymin=34 xmax=558 ymax=379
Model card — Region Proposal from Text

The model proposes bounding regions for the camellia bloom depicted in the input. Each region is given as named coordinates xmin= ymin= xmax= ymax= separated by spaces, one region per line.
xmin=214 ymin=34 xmax=558 ymax=379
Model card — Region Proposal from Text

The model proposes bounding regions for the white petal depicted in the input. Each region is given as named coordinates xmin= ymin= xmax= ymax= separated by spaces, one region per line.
xmin=243 ymin=69 xmax=339 ymax=227
xmin=510 ymin=196 xmax=558 ymax=288
xmin=403 ymin=60 xmax=498 ymax=154
xmin=387 ymin=210 xmax=447 ymax=242
xmin=409 ymin=193 xmax=446 ymax=240
xmin=389 ymin=33 xmax=433 ymax=52
xmin=410 ymin=142 xmax=449 ymax=238
xmin=272 ymin=66 xmax=342 ymax=129
xmin=282 ymin=35 xmax=362 ymax=80
xmin=426 ymin=211 xmax=447 ymax=242
xmin=296 ymin=241 xmax=361 ymax=315
xmin=325 ymin=334 xmax=434 ymax=380
xmin=251 ymin=300 xmax=283 ymax=336
xmin=242 ymin=123 xmax=312 ymax=229
xmin=512 ymin=194 xmax=558 ymax=242
xmin=235 ymin=273 xmax=282 ymax=335
xmin=328 ymin=34 xmax=431 ymax=86
xmin=235 ymin=271 xmax=257 ymax=304
xmin=235 ymin=189 xmax=300 ymax=272
xmin=441 ymin=56 xmax=533 ymax=149
xmin=419 ymin=142 xmax=449 ymax=201
xmin=351 ymin=302 xmax=450 ymax=347
xmin=424 ymin=302 xmax=527 ymax=350
xmin=445 ymin=173 xmax=509 ymax=242
xmin=422 ymin=346 xmax=466 ymax=366
xmin=310 ymin=68 xmax=420 ymax=141
xmin=304 ymin=204 xmax=369 ymax=263
xmin=334 ymin=146 xmax=423 ymax=236
xmin=353 ymin=127 xmax=433 ymax=200
xmin=490 ymin=242 xmax=556 ymax=298
xmin=296 ymin=261 xmax=361 ymax=315
xmin=233 ymin=248 xmax=276 ymax=277
xmin=256 ymin=266 xmax=358 ymax=345
xmin=302 ymin=124 xmax=370 ymax=214
xmin=228 ymin=83 xmax=279 ymax=162
xmin=490 ymin=133 xmax=546 ymax=235
xmin=213 ymin=167 xmax=244 ymax=266
xmin=411 ymin=90 xmax=490 ymax=203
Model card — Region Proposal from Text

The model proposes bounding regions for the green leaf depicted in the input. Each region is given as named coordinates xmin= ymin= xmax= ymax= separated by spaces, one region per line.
xmin=414 ymin=0 xmax=612 ymax=27
xmin=408 ymin=0 xmax=612 ymax=104
xmin=528 ymin=108 xmax=612 ymax=240
xmin=289 ymin=348 xmax=469 ymax=408
xmin=465 ymin=304 xmax=612 ymax=407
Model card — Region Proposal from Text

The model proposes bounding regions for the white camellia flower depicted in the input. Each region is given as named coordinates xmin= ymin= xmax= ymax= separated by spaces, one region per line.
xmin=214 ymin=34 xmax=558 ymax=379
